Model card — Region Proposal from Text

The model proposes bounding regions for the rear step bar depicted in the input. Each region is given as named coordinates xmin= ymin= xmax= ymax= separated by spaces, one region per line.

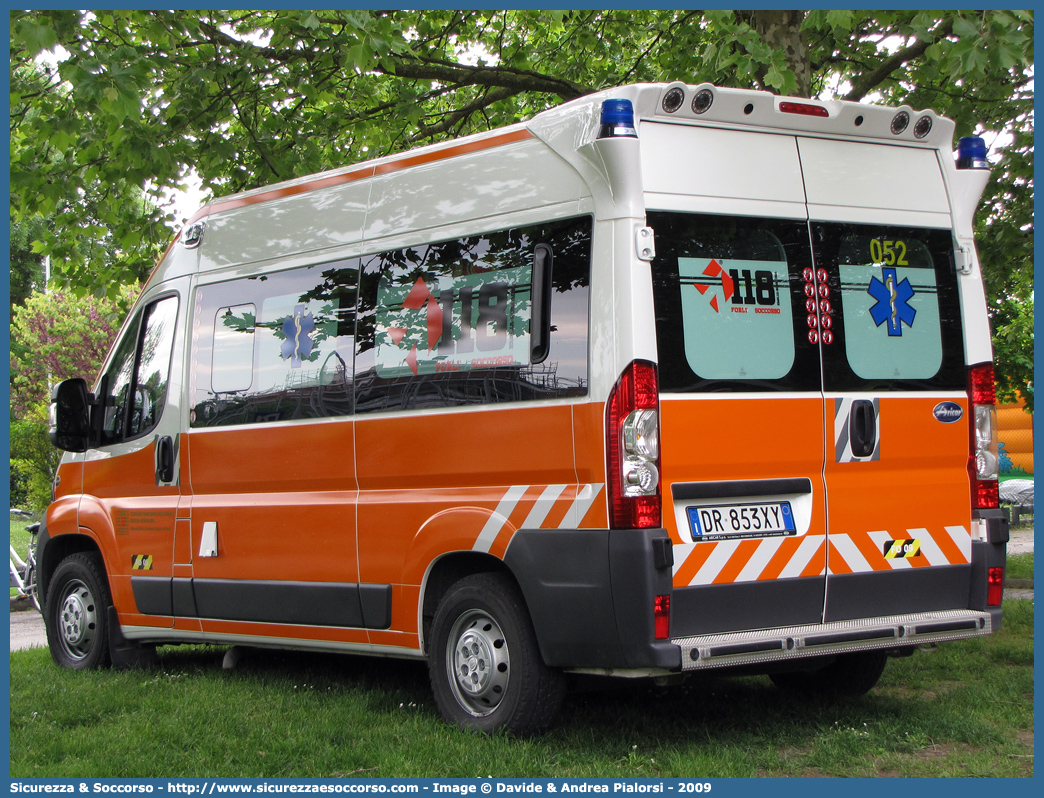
xmin=674 ymin=609 xmax=992 ymax=671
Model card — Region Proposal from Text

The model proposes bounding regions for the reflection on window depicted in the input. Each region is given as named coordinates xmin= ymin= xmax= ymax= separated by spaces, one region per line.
xmin=649 ymin=212 xmax=817 ymax=393
xmin=101 ymin=295 xmax=179 ymax=443
xmin=355 ymin=216 xmax=591 ymax=413
xmin=190 ymin=261 xmax=357 ymax=427
xmin=678 ymin=254 xmax=795 ymax=380
xmin=101 ymin=322 xmax=138 ymax=442
xmin=212 ymin=305 xmax=255 ymax=394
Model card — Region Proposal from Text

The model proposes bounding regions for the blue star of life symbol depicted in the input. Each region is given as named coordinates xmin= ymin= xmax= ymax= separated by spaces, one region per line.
xmin=281 ymin=304 xmax=315 ymax=367
xmin=867 ymin=267 xmax=916 ymax=336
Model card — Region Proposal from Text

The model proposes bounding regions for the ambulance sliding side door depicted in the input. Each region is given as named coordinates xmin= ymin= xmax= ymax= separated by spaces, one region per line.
xmin=184 ymin=259 xmax=368 ymax=641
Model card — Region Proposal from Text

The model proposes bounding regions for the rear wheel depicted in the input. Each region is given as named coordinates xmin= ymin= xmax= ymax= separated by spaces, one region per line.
xmin=428 ymin=572 xmax=565 ymax=736
xmin=770 ymin=650 xmax=888 ymax=697
xmin=44 ymin=552 xmax=113 ymax=670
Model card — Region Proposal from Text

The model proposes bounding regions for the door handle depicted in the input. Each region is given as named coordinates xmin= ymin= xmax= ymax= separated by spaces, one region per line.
xmin=849 ymin=400 xmax=878 ymax=459
xmin=156 ymin=435 xmax=175 ymax=483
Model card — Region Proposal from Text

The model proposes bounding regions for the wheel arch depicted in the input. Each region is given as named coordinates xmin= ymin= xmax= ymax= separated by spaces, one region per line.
xmin=37 ymin=527 xmax=108 ymax=611
xmin=419 ymin=551 xmax=516 ymax=655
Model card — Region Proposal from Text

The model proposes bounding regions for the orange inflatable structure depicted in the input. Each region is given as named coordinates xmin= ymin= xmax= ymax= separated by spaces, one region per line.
xmin=998 ymin=395 xmax=1033 ymax=476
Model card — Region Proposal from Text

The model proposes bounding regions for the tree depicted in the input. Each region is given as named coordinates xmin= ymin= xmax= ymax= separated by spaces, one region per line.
xmin=9 ymin=61 xmax=171 ymax=298
xmin=9 ymin=10 xmax=1034 ymax=398
xmin=9 ymin=285 xmax=138 ymax=510
xmin=9 ymin=285 xmax=138 ymax=417
xmin=9 ymin=211 xmax=47 ymax=309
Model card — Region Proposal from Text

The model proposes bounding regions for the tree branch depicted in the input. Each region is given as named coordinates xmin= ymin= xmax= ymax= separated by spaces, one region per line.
xmin=379 ymin=56 xmax=591 ymax=101
xmin=411 ymin=85 xmax=516 ymax=141
xmin=843 ymin=18 xmax=954 ymax=102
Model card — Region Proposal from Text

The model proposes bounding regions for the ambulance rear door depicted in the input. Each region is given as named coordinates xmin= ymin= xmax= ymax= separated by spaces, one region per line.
xmin=644 ymin=124 xmax=830 ymax=637
xmin=798 ymin=137 xmax=974 ymax=621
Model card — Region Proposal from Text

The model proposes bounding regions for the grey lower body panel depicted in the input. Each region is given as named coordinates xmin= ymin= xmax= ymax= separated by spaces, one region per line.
xmin=503 ymin=528 xmax=678 ymax=670
xmin=131 ymin=576 xmax=392 ymax=629
xmin=671 ymin=577 xmax=824 ymax=637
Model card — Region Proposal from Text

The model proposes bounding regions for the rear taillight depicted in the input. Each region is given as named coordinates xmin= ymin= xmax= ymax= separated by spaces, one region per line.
xmin=987 ymin=567 xmax=1004 ymax=606
xmin=654 ymin=594 xmax=671 ymax=639
xmin=779 ymin=101 xmax=829 ymax=118
xmin=606 ymin=360 xmax=661 ymax=529
xmin=968 ymin=364 xmax=1000 ymax=510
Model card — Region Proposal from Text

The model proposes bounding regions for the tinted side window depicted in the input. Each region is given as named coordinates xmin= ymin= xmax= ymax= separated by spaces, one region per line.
xmin=190 ymin=261 xmax=358 ymax=427
xmin=101 ymin=295 xmax=179 ymax=444
xmin=355 ymin=216 xmax=591 ymax=413
xmin=649 ymin=212 xmax=820 ymax=393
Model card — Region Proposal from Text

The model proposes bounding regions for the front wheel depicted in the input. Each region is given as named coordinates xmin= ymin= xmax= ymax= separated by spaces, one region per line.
xmin=44 ymin=552 xmax=113 ymax=670
xmin=428 ymin=572 xmax=565 ymax=736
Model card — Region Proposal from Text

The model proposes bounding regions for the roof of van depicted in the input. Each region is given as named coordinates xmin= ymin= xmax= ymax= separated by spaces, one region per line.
xmin=182 ymin=82 xmax=956 ymax=228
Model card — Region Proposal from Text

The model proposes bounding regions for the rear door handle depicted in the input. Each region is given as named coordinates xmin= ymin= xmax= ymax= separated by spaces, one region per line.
xmin=849 ymin=400 xmax=878 ymax=459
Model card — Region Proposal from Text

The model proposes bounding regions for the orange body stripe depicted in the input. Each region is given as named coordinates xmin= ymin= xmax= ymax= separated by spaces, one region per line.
xmin=929 ymin=527 xmax=969 ymax=565
xmin=488 ymin=485 xmax=547 ymax=559
xmin=844 ymin=530 xmax=894 ymax=572
xmin=799 ymin=539 xmax=827 ymax=578
xmin=827 ymin=541 xmax=854 ymax=575
xmin=542 ymin=493 xmax=574 ymax=530
xmin=755 ymin=536 xmax=805 ymax=581
xmin=674 ymin=542 xmax=718 ymax=586
xmin=712 ymin=539 xmax=762 ymax=584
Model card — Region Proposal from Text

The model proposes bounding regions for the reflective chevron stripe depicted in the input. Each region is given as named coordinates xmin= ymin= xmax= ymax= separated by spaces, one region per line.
xmin=673 ymin=525 xmax=971 ymax=586
xmin=472 ymin=483 xmax=606 ymax=553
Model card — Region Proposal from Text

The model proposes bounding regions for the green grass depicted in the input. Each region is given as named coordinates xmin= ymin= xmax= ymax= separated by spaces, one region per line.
xmin=10 ymin=599 xmax=1034 ymax=779
xmin=1007 ymin=552 xmax=1034 ymax=582
xmin=10 ymin=515 xmax=36 ymax=557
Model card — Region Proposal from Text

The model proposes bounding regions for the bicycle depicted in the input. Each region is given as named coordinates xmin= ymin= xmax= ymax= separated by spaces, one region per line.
xmin=9 ymin=511 xmax=41 ymax=613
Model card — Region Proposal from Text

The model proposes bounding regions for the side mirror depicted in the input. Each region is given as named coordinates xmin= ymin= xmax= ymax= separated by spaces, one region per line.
xmin=49 ymin=378 xmax=94 ymax=452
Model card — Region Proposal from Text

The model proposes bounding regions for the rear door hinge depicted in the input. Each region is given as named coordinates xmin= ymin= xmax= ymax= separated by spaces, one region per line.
xmin=636 ymin=226 xmax=655 ymax=261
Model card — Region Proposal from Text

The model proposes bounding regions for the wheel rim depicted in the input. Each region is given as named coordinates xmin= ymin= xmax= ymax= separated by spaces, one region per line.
xmin=445 ymin=609 xmax=510 ymax=717
xmin=57 ymin=578 xmax=99 ymax=661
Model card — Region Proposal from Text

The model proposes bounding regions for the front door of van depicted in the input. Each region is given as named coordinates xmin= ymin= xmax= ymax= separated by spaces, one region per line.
xmin=80 ymin=289 xmax=184 ymax=630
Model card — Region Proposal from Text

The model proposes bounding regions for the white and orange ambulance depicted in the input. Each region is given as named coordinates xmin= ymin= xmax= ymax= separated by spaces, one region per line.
xmin=44 ymin=82 xmax=1008 ymax=735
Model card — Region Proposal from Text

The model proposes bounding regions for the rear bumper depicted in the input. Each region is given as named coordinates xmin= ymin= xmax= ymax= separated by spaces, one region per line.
xmin=505 ymin=526 xmax=1004 ymax=675
xmin=674 ymin=608 xmax=993 ymax=672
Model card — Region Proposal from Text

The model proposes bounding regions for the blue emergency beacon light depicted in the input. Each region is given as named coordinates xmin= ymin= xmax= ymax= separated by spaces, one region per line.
xmin=599 ymin=99 xmax=637 ymax=138
xmin=956 ymin=136 xmax=988 ymax=170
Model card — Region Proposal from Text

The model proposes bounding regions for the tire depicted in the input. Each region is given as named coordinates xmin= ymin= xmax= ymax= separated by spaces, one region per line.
xmin=428 ymin=572 xmax=565 ymax=736
xmin=770 ymin=650 xmax=888 ymax=698
xmin=44 ymin=552 xmax=113 ymax=670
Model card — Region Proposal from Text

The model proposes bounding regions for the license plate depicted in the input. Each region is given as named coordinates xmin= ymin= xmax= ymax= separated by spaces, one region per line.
xmin=687 ymin=501 xmax=796 ymax=541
